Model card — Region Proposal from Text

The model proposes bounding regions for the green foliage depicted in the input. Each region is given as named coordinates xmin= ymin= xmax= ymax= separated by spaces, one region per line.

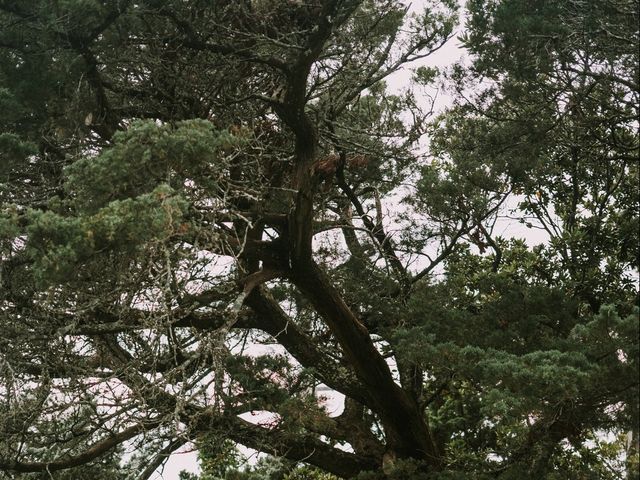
xmin=64 ymin=120 xmax=236 ymax=212
xmin=0 ymin=1 xmax=637 ymax=479
xmin=181 ymin=452 xmax=340 ymax=480
xmin=25 ymin=184 xmax=189 ymax=284
xmin=283 ymin=466 xmax=339 ymax=480
xmin=0 ymin=133 xmax=37 ymax=167
xmin=196 ymin=438 xmax=242 ymax=479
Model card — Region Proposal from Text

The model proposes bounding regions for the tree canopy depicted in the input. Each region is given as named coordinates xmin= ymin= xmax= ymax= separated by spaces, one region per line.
xmin=0 ymin=0 xmax=638 ymax=479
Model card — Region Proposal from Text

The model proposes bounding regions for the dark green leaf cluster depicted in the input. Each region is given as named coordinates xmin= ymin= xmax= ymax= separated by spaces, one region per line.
xmin=0 ymin=0 xmax=637 ymax=479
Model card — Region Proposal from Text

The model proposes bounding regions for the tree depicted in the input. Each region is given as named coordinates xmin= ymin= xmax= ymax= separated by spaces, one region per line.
xmin=0 ymin=0 xmax=637 ymax=479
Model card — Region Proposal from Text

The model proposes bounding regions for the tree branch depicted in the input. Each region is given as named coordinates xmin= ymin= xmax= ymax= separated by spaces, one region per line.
xmin=0 ymin=421 xmax=162 ymax=473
